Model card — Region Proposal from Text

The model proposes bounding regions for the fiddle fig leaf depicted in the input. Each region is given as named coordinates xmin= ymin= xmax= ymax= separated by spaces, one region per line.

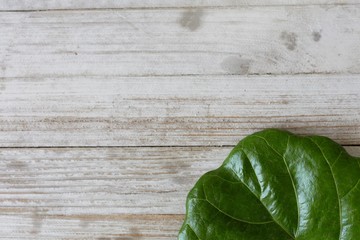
xmin=179 ymin=129 xmax=360 ymax=240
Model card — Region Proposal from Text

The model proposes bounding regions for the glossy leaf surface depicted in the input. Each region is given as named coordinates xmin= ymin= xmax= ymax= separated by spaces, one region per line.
xmin=179 ymin=129 xmax=360 ymax=240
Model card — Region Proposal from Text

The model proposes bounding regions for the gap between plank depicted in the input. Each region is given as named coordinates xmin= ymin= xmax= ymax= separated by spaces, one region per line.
xmin=0 ymin=72 xmax=359 ymax=81
xmin=0 ymin=144 xmax=358 ymax=149
xmin=0 ymin=3 xmax=359 ymax=13
xmin=0 ymin=145 xmax=235 ymax=149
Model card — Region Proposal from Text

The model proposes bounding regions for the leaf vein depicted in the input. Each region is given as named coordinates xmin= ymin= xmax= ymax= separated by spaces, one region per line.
xmin=254 ymin=135 xmax=299 ymax=237
xmin=229 ymin=141 xmax=295 ymax=239
xmin=307 ymin=137 xmax=342 ymax=240
xmin=185 ymin=223 xmax=201 ymax=240
xmin=342 ymin=158 xmax=360 ymax=199
xmin=189 ymin=197 xmax=275 ymax=225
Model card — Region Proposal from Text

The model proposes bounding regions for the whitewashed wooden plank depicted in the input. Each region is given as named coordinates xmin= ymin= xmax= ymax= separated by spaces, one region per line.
xmin=0 ymin=213 xmax=184 ymax=239
xmin=1 ymin=0 xmax=360 ymax=11
xmin=1 ymin=6 xmax=360 ymax=77
xmin=0 ymin=147 xmax=227 ymax=214
xmin=0 ymin=146 xmax=358 ymax=239
xmin=1 ymin=75 xmax=359 ymax=147
xmin=0 ymin=147 xmax=224 ymax=239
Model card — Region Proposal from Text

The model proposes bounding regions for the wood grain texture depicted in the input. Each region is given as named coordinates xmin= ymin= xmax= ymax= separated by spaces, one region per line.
xmin=0 ymin=147 xmax=225 ymax=239
xmin=0 ymin=146 xmax=359 ymax=239
xmin=0 ymin=213 xmax=184 ymax=239
xmin=1 ymin=6 xmax=360 ymax=77
xmin=1 ymin=75 xmax=359 ymax=147
xmin=1 ymin=0 xmax=360 ymax=11
xmin=1 ymin=3 xmax=360 ymax=239
xmin=0 ymin=147 xmax=226 ymax=214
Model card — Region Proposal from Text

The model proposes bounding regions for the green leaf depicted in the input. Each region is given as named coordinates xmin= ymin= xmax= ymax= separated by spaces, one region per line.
xmin=179 ymin=129 xmax=360 ymax=240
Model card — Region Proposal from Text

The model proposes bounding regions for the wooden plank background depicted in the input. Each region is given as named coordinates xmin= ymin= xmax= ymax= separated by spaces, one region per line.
xmin=0 ymin=1 xmax=359 ymax=239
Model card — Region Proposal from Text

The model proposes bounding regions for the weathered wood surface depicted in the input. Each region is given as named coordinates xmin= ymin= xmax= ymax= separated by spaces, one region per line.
xmin=0 ymin=214 xmax=184 ymax=239
xmin=0 ymin=147 xmax=226 ymax=214
xmin=1 ymin=6 xmax=360 ymax=78
xmin=1 ymin=75 xmax=360 ymax=147
xmin=1 ymin=3 xmax=360 ymax=240
xmin=0 ymin=146 xmax=359 ymax=239
xmin=1 ymin=0 xmax=359 ymax=11
xmin=0 ymin=147 xmax=225 ymax=239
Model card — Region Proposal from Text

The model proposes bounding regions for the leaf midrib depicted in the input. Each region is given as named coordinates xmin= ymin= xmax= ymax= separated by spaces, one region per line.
xmin=307 ymin=137 xmax=342 ymax=240
xmin=224 ymin=155 xmax=295 ymax=239
xmin=253 ymin=135 xmax=300 ymax=237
